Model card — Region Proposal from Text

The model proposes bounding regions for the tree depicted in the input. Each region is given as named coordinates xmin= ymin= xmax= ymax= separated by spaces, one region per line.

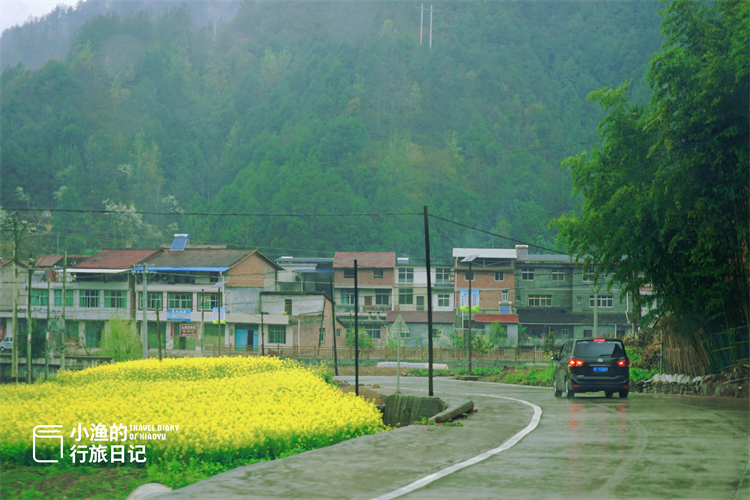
xmin=99 ymin=315 xmax=141 ymax=362
xmin=552 ymin=0 xmax=749 ymax=334
xmin=344 ymin=328 xmax=375 ymax=349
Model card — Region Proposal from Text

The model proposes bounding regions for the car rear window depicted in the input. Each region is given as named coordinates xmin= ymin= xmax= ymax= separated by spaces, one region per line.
xmin=573 ymin=341 xmax=625 ymax=358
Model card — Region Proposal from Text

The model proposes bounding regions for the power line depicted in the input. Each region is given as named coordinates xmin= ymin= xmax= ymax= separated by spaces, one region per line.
xmin=11 ymin=209 xmax=421 ymax=217
xmin=427 ymin=213 xmax=564 ymax=255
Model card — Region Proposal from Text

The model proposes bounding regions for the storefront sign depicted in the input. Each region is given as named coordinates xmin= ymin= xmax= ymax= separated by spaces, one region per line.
xmin=179 ymin=324 xmax=197 ymax=337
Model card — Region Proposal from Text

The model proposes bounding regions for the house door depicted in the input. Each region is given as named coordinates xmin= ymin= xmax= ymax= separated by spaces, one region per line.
xmin=416 ymin=296 xmax=425 ymax=311
xmin=364 ymin=296 xmax=372 ymax=306
xmin=235 ymin=329 xmax=248 ymax=351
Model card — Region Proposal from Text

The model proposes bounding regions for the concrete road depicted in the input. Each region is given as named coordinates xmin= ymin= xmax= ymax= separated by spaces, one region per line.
xmin=140 ymin=377 xmax=750 ymax=500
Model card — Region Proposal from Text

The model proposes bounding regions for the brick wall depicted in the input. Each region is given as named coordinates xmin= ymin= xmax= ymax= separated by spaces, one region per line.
xmin=228 ymin=253 xmax=275 ymax=288
xmin=334 ymin=268 xmax=394 ymax=287
xmin=287 ymin=295 xmax=346 ymax=348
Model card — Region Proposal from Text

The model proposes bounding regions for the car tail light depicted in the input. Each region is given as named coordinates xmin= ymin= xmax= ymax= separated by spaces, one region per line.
xmin=568 ymin=358 xmax=584 ymax=367
xmin=617 ymin=359 xmax=629 ymax=367
xmin=593 ymin=338 xmax=605 ymax=342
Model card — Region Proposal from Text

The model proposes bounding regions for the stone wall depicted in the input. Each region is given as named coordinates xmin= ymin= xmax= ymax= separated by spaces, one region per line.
xmin=631 ymin=368 xmax=749 ymax=399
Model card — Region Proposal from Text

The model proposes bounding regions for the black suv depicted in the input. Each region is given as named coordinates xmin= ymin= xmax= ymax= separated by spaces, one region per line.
xmin=551 ymin=338 xmax=630 ymax=398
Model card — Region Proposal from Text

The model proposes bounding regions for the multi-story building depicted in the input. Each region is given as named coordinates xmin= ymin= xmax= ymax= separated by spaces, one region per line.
xmin=514 ymin=246 xmax=632 ymax=340
xmin=332 ymin=252 xmax=395 ymax=346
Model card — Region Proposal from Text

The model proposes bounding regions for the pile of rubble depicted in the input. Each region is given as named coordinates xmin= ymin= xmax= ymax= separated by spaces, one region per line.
xmin=631 ymin=365 xmax=749 ymax=399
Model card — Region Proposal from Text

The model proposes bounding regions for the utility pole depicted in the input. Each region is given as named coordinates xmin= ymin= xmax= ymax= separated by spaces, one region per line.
xmin=417 ymin=3 xmax=424 ymax=44
xmin=354 ymin=259 xmax=359 ymax=396
xmin=429 ymin=4 xmax=434 ymax=52
xmin=141 ymin=263 xmax=148 ymax=359
xmin=468 ymin=259 xmax=472 ymax=373
xmin=60 ymin=252 xmax=67 ymax=373
xmin=5 ymin=217 xmax=30 ymax=384
xmin=424 ymin=206 xmax=434 ymax=396
xmin=156 ymin=308 xmax=162 ymax=361
xmin=45 ymin=266 xmax=50 ymax=379
xmin=330 ymin=274 xmax=338 ymax=376
xmin=27 ymin=262 xmax=33 ymax=384
xmin=200 ymin=289 xmax=205 ymax=356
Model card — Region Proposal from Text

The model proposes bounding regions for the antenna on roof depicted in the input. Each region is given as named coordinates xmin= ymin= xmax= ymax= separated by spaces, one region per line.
xmin=170 ymin=234 xmax=189 ymax=252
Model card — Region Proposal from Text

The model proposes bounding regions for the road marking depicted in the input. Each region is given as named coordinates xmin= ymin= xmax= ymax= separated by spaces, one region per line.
xmin=370 ymin=391 xmax=542 ymax=500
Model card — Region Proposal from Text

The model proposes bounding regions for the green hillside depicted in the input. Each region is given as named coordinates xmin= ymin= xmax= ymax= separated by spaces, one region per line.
xmin=0 ymin=1 xmax=662 ymax=258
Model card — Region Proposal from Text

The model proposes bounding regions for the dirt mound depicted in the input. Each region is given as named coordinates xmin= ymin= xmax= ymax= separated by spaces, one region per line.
xmin=339 ymin=385 xmax=384 ymax=406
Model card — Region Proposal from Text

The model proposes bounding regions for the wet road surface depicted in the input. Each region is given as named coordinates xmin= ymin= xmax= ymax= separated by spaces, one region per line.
xmin=145 ymin=376 xmax=750 ymax=500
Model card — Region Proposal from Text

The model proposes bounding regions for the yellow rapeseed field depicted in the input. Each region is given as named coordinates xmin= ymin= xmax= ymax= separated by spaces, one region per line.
xmin=1 ymin=357 xmax=384 ymax=466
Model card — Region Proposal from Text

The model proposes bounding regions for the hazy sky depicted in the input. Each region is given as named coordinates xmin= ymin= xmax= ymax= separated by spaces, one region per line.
xmin=1 ymin=0 xmax=79 ymax=33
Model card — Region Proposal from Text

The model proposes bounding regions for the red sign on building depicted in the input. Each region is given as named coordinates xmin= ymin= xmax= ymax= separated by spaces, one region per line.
xmin=180 ymin=324 xmax=198 ymax=337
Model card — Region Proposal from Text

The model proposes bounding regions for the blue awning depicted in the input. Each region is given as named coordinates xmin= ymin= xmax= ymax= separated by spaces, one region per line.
xmin=131 ymin=266 xmax=230 ymax=272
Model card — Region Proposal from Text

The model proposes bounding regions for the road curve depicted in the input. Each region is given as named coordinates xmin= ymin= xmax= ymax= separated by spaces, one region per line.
xmin=137 ymin=376 xmax=749 ymax=500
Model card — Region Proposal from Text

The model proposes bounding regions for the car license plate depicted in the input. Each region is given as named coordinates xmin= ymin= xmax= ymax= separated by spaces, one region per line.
xmin=593 ymin=367 xmax=608 ymax=373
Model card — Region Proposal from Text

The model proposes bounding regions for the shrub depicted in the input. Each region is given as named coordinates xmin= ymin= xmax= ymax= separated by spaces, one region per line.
xmin=98 ymin=315 xmax=141 ymax=362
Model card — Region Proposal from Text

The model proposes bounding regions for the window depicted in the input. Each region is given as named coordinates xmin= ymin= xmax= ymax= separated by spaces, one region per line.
xmin=336 ymin=328 xmax=342 ymax=338
xmin=416 ymin=296 xmax=425 ymax=311
xmin=373 ymin=269 xmax=384 ymax=279
xmin=375 ymin=290 xmax=390 ymax=305
xmin=522 ymin=269 xmax=534 ymax=281
xmin=340 ymin=289 xmax=355 ymax=305
xmin=139 ymin=292 xmax=163 ymax=310
xmin=435 ymin=268 xmax=451 ymax=283
xmin=583 ymin=329 xmax=593 ymax=338
xmin=284 ymin=299 xmax=292 ymax=315
xmin=437 ymin=293 xmax=450 ymax=307
xmin=589 ymin=295 xmax=613 ymax=308
xmin=398 ymin=288 xmax=413 ymax=305
xmin=269 ymin=325 xmax=286 ymax=344
xmin=366 ymin=325 xmax=381 ymax=339
xmin=552 ymin=270 xmax=565 ymax=281
xmin=168 ymin=293 xmax=192 ymax=310
xmin=398 ymin=267 xmax=414 ymax=283
xmin=576 ymin=296 xmax=582 ymax=304
xmin=494 ymin=271 xmax=504 ymax=281
xmin=464 ymin=271 xmax=475 ymax=281
xmin=528 ymin=295 xmax=552 ymax=307
xmin=319 ymin=328 xmax=325 ymax=343
xmin=80 ymin=290 xmax=99 ymax=308
xmin=104 ymin=290 xmax=126 ymax=308
xmin=344 ymin=269 xmax=355 ymax=279
xmin=499 ymin=304 xmax=511 ymax=314
xmin=31 ymin=289 xmax=48 ymax=306
xmin=562 ymin=329 xmax=569 ymax=336
xmin=431 ymin=328 xmax=440 ymax=338
xmin=199 ymin=294 xmax=218 ymax=310
xmin=209 ymin=274 xmax=220 ymax=283
xmin=54 ymin=289 xmax=74 ymax=308
xmin=582 ymin=268 xmax=596 ymax=282
xmin=502 ymin=290 xmax=509 ymax=301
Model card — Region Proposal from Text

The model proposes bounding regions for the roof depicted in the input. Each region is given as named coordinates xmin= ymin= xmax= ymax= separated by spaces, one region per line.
xmin=75 ymin=250 xmax=159 ymax=269
xmin=473 ymin=313 xmax=520 ymax=324
xmin=386 ymin=311 xmax=455 ymax=324
xmin=334 ymin=252 xmax=396 ymax=269
xmin=159 ymin=244 xmax=228 ymax=249
xmin=36 ymin=255 xmax=90 ymax=268
xmin=452 ymin=248 xmax=517 ymax=260
xmin=0 ymin=260 xmax=27 ymax=269
xmin=524 ymin=254 xmax=580 ymax=263
xmin=142 ymin=248 xmax=281 ymax=270
xmin=516 ymin=307 xmax=629 ymax=326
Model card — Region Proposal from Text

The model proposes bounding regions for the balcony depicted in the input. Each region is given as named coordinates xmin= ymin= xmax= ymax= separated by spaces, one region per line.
xmin=276 ymin=282 xmax=303 ymax=292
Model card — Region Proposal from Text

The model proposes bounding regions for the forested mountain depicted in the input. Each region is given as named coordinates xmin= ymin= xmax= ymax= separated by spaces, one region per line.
xmin=0 ymin=1 xmax=662 ymax=258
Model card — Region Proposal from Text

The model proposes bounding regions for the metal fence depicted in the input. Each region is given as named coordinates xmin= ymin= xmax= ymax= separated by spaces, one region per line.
xmin=207 ymin=344 xmax=544 ymax=363
xmin=700 ymin=327 xmax=750 ymax=373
